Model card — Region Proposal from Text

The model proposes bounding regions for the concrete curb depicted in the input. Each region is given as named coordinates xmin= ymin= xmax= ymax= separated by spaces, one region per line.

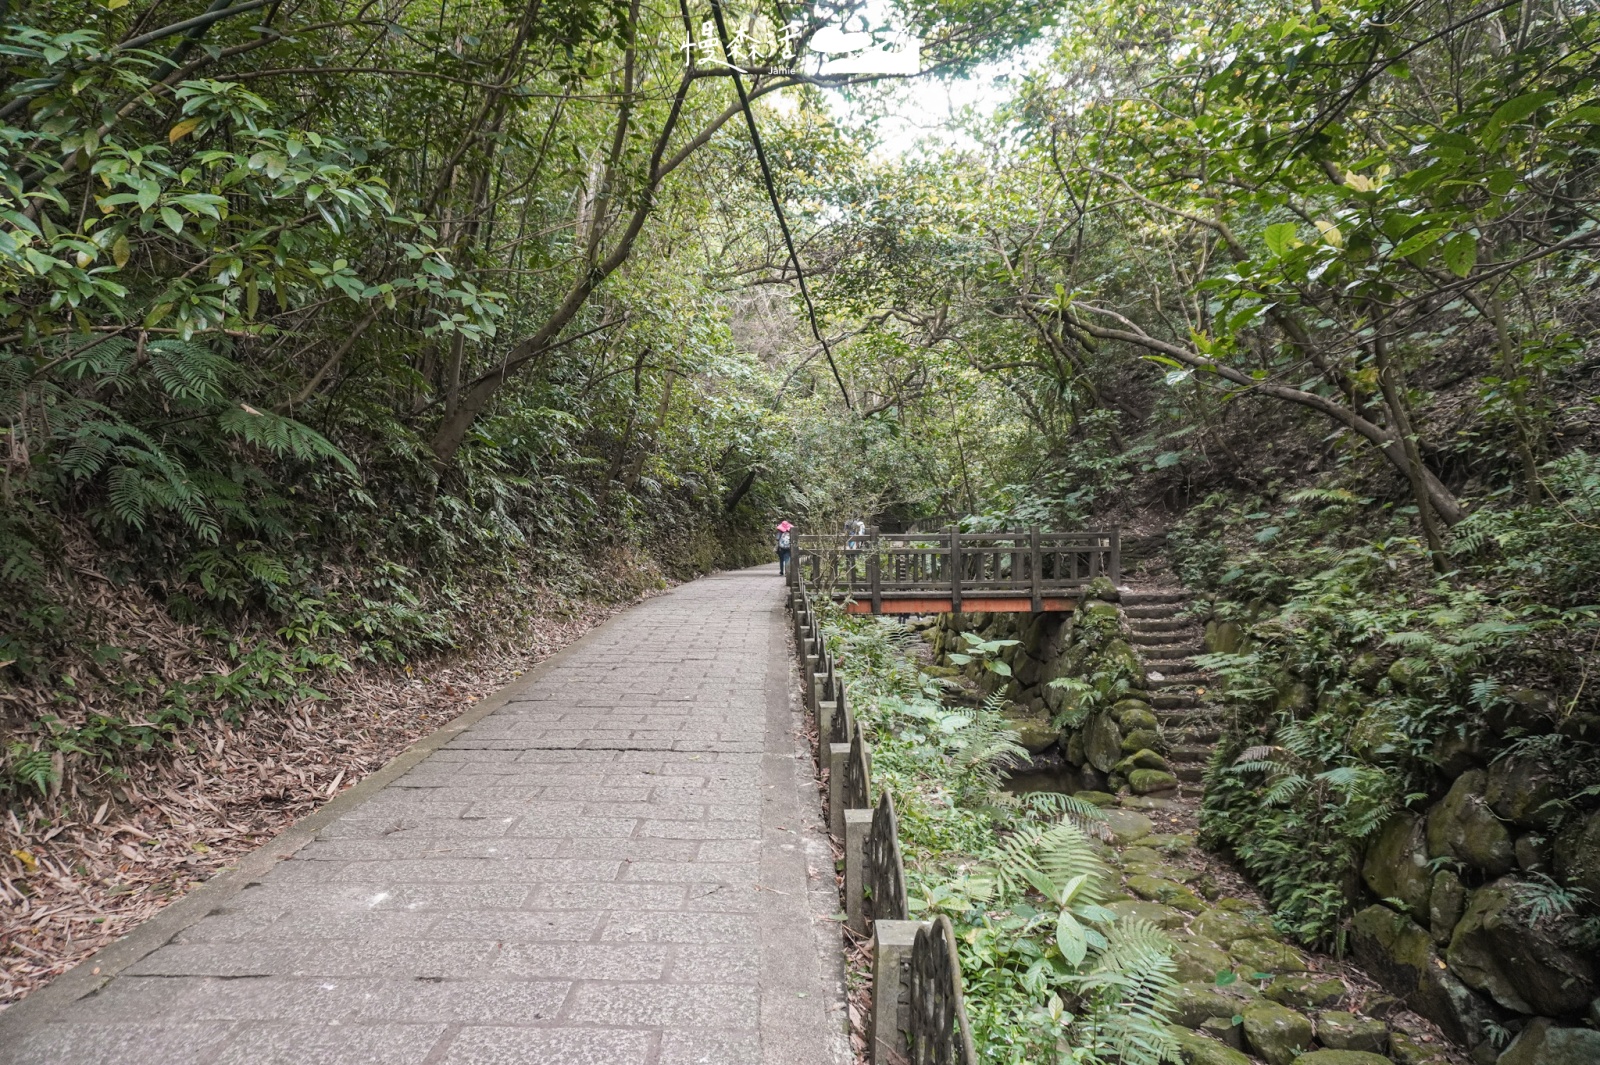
xmin=0 ymin=606 xmax=630 ymax=1040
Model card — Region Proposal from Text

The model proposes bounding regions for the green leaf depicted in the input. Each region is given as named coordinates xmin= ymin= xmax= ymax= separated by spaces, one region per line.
xmin=1441 ymin=232 xmax=1477 ymax=277
xmin=1214 ymin=969 xmax=1237 ymax=986
xmin=1056 ymin=911 xmax=1088 ymax=966
xmin=1391 ymin=227 xmax=1447 ymax=258
xmin=159 ymin=207 xmax=183 ymax=235
xmin=1262 ymin=222 xmax=1298 ymax=257
xmin=988 ymin=660 xmax=1012 ymax=677
xmin=1482 ymin=91 xmax=1557 ymax=146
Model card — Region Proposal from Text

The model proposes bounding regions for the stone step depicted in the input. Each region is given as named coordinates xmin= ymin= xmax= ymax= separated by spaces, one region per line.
xmin=1144 ymin=657 xmax=1196 ymax=671
xmin=1169 ymin=744 xmax=1213 ymax=763
xmin=1152 ymin=693 xmax=1199 ymax=709
xmin=1120 ymin=590 xmax=1186 ymax=605
xmin=1176 ymin=764 xmax=1207 ymax=783
xmin=1149 ymin=674 xmax=1206 ymax=689
xmin=1129 ymin=632 xmax=1200 ymax=647
xmin=1124 ymin=605 xmax=1185 ymax=619
xmin=1125 ymin=617 xmax=1189 ymax=632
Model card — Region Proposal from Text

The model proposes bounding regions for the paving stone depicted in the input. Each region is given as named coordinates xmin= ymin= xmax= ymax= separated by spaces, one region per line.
xmin=27 ymin=571 xmax=842 ymax=1065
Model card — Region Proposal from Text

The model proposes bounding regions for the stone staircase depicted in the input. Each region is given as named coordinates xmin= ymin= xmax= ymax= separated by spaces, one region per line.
xmin=1121 ymin=588 xmax=1216 ymax=796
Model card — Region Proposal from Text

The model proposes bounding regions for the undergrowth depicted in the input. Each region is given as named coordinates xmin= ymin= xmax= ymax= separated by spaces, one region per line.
xmin=819 ymin=602 xmax=1180 ymax=1065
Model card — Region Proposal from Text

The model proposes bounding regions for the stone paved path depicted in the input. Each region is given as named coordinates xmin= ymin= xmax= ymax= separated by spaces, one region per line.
xmin=2 ymin=568 xmax=847 ymax=1065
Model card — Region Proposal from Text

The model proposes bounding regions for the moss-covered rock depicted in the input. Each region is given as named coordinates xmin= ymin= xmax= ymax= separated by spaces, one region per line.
xmin=1129 ymin=767 xmax=1179 ymax=794
xmin=1229 ymin=936 xmax=1310 ymax=975
xmin=1314 ymin=1010 xmax=1388 ymax=1053
xmin=1171 ymin=1028 xmax=1254 ymax=1065
xmin=1485 ymin=754 xmax=1563 ymax=828
xmin=1445 ymin=876 xmax=1597 ymax=1017
xmin=1263 ymin=974 xmax=1344 ymax=1009
xmin=1362 ymin=812 xmax=1433 ymax=919
xmin=1171 ymin=939 xmax=1236 ymax=984
xmin=1073 ymin=789 xmax=1116 ymax=807
xmin=1126 ymin=874 xmax=1204 ymax=911
xmin=1001 ymin=705 xmax=1059 ymax=753
xmin=1388 ymin=1031 xmax=1450 ymax=1065
xmin=1191 ymin=905 xmax=1274 ymax=947
xmin=1274 ymin=681 xmax=1312 ymax=714
xmin=1203 ymin=619 xmax=1244 ymax=655
xmin=1349 ymin=904 xmax=1501 ymax=1049
xmin=1105 ymin=898 xmax=1186 ymax=928
xmin=1083 ymin=575 xmax=1120 ymax=602
xmin=1084 ymin=711 xmax=1124 ymax=773
xmin=1101 ymin=807 xmax=1156 ymax=844
xmin=1121 ymin=727 xmax=1163 ymax=754
xmin=1113 ymin=697 xmax=1158 ymax=729
xmin=1497 ymin=1017 xmax=1600 ymax=1065
xmin=1427 ymin=869 xmax=1466 ymax=945
xmin=1116 ymin=748 xmax=1171 ymax=772
xmin=1349 ymin=705 xmax=1407 ymax=761
xmin=1426 ymin=770 xmax=1515 ymax=876
xmin=1294 ymin=1051 xmax=1391 ymax=1065
xmin=1105 ymin=637 xmax=1147 ymax=684
xmin=1171 ymin=983 xmax=1255 ymax=1028
xmin=1553 ymin=808 xmax=1600 ymax=900
xmin=1240 ymin=1000 xmax=1314 ymax=1065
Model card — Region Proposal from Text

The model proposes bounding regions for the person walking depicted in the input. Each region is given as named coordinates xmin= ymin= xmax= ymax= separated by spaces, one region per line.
xmin=776 ymin=520 xmax=793 ymax=576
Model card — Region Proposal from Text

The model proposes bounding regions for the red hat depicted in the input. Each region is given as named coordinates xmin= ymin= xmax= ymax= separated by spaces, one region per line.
xmin=776 ymin=521 xmax=793 ymax=532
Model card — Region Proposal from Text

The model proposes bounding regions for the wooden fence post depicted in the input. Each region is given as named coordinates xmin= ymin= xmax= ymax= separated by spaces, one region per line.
xmin=1029 ymin=526 xmax=1042 ymax=613
xmin=1109 ymin=525 xmax=1121 ymax=585
xmin=947 ymin=526 xmax=962 ymax=613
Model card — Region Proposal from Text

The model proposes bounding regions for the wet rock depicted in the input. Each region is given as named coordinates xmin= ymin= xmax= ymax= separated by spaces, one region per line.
xmin=1496 ymin=1016 xmax=1600 ymax=1065
xmin=1085 ymin=712 xmax=1124 ymax=773
xmin=1295 ymin=1052 xmax=1392 ymax=1065
xmin=1171 ymin=939 xmax=1236 ymax=983
xmin=1171 ymin=1027 xmax=1253 ymax=1065
xmin=1427 ymin=770 xmax=1515 ymax=876
xmin=1172 ymin=982 xmax=1256 ymax=1028
xmin=1105 ymin=899 xmax=1185 ymax=928
xmin=1229 ymin=936 xmax=1311 ymax=975
xmin=1429 ymin=869 xmax=1467 ymax=945
xmin=1101 ymin=808 xmax=1155 ymax=844
xmin=1241 ymin=1000 xmax=1315 ymax=1065
xmin=1199 ymin=1016 xmax=1243 ymax=1048
xmin=1552 ymin=809 xmax=1600 ymax=900
xmin=1315 ymin=1010 xmax=1389 ymax=1053
xmin=1363 ymin=812 xmax=1434 ymax=920
xmin=1486 ymin=755 xmax=1562 ymax=828
xmin=1515 ymin=833 xmax=1551 ymax=874
xmin=1129 ymin=768 xmax=1180 ymax=794
xmin=1349 ymin=904 xmax=1501 ymax=1049
xmin=1263 ymin=974 xmax=1345 ymax=1009
xmin=1445 ymin=877 xmax=1596 ymax=1017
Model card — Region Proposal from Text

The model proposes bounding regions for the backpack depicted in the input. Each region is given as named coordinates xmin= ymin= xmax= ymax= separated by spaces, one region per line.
xmin=778 ymin=532 xmax=791 ymax=548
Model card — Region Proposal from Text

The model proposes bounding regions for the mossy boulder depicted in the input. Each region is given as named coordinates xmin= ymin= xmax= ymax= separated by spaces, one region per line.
xmin=1191 ymin=905 xmax=1273 ymax=947
xmin=1445 ymin=876 xmax=1597 ymax=1017
xmin=1001 ymin=706 xmax=1059 ymax=753
xmin=1486 ymin=754 xmax=1563 ymax=828
xmin=1427 ymin=869 xmax=1466 ymax=945
xmin=1229 ymin=936 xmax=1310 ymax=975
xmin=1294 ymin=1052 xmax=1391 ymax=1065
xmin=1073 ymin=789 xmax=1116 ymax=808
xmin=1171 ymin=939 xmax=1236 ymax=984
xmin=1274 ymin=681 xmax=1312 ymax=715
xmin=1553 ymin=808 xmax=1600 ymax=900
xmin=1126 ymin=874 xmax=1204 ymax=912
xmin=1101 ymin=808 xmax=1155 ymax=844
xmin=1121 ymin=728 xmax=1163 ymax=754
xmin=1426 ymin=770 xmax=1515 ymax=876
xmin=1203 ymin=619 xmax=1244 ymax=655
xmin=1116 ymin=748 xmax=1171 ymax=772
xmin=1080 ymin=599 xmax=1123 ymax=630
xmin=1349 ymin=904 xmax=1501 ymax=1049
xmin=1105 ymin=899 xmax=1186 ymax=928
xmin=1172 ymin=983 xmax=1255 ymax=1028
xmin=1314 ymin=1011 xmax=1388 ymax=1053
xmin=1263 ymin=974 xmax=1345 ymax=1009
xmin=1388 ymin=1031 xmax=1450 ymax=1065
xmin=1083 ymin=575 xmax=1120 ymax=602
xmin=1114 ymin=699 xmax=1159 ymax=732
xmin=1129 ymin=768 xmax=1179 ymax=794
xmin=1363 ymin=813 xmax=1433 ymax=920
xmin=1105 ymin=638 xmax=1147 ymax=684
xmin=1171 ymin=1028 xmax=1253 ymax=1065
xmin=1084 ymin=711 xmax=1124 ymax=773
xmin=1240 ymin=1000 xmax=1314 ymax=1065
xmin=1497 ymin=1017 xmax=1600 ymax=1065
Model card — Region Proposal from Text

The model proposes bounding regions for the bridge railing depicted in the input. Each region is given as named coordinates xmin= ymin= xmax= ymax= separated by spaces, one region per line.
xmin=796 ymin=527 xmax=1118 ymax=612
xmin=787 ymin=576 xmax=978 ymax=1065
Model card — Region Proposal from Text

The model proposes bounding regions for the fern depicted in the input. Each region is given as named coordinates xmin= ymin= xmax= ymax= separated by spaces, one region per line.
xmin=1075 ymin=919 xmax=1182 ymax=1065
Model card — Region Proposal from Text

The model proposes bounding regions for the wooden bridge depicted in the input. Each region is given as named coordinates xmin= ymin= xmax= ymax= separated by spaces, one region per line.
xmin=789 ymin=528 xmax=1120 ymax=614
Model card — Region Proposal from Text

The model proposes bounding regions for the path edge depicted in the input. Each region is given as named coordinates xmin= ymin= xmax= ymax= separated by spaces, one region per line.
xmin=0 ymin=602 xmax=635 ymax=1040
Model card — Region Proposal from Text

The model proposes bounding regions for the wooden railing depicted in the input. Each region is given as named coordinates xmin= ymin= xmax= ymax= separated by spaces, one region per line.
xmin=788 ymin=578 xmax=978 ymax=1065
xmin=795 ymin=527 xmax=1119 ymax=613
